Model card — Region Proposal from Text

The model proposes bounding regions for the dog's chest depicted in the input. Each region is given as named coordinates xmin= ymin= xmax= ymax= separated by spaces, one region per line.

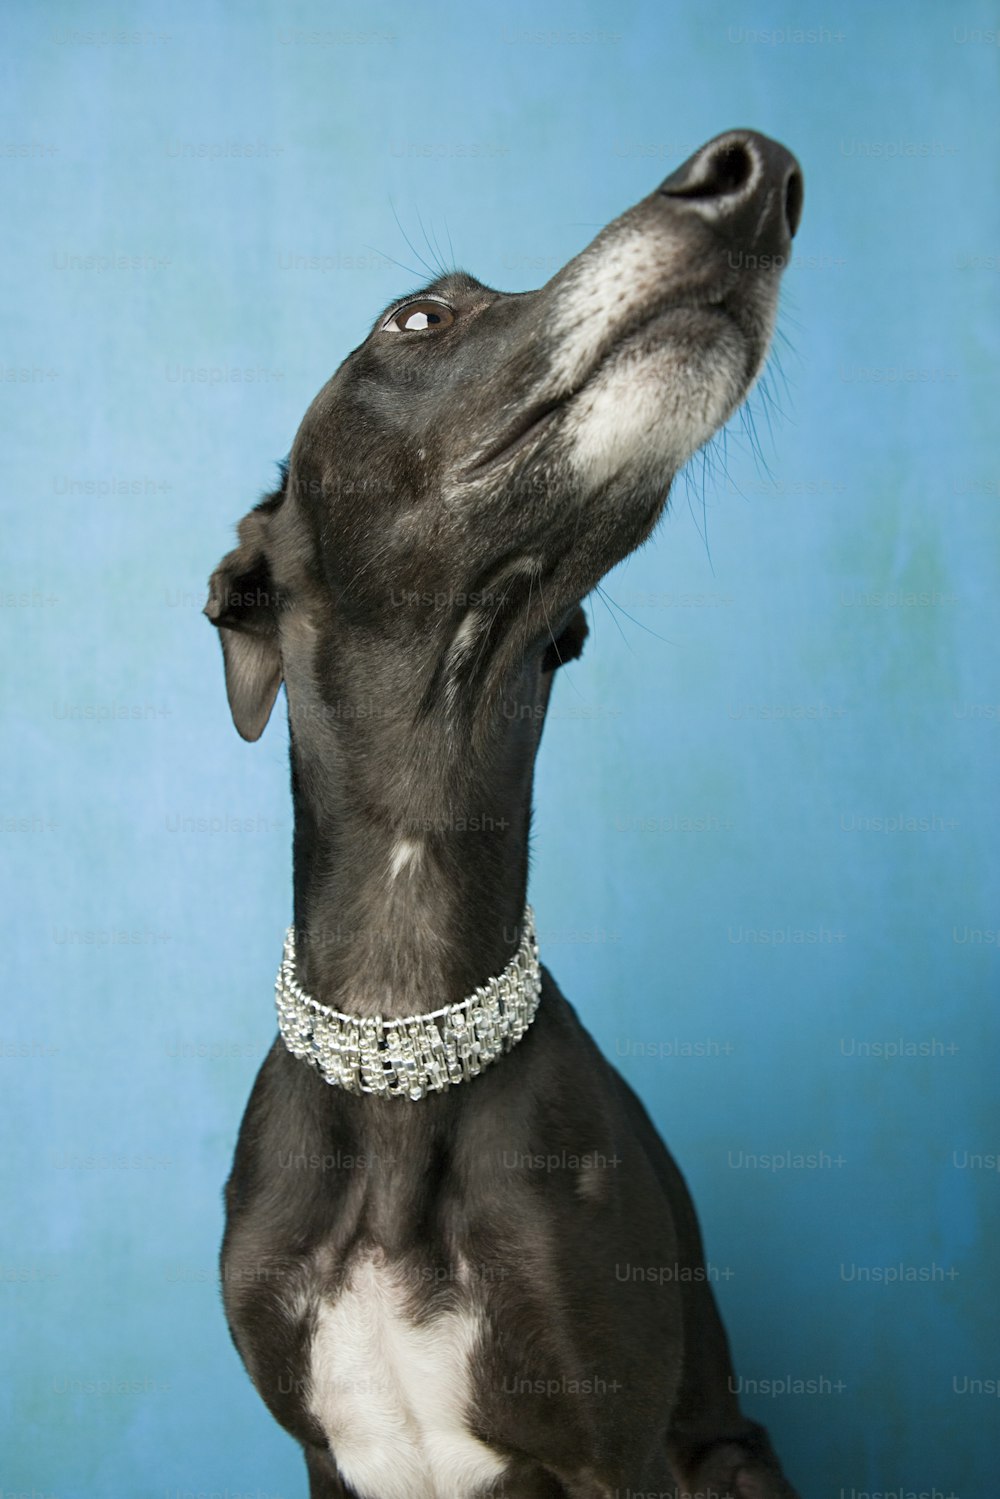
xmin=305 ymin=1251 xmax=507 ymax=1499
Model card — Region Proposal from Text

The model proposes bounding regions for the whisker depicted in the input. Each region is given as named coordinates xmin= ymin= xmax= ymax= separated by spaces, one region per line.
xmin=593 ymin=582 xmax=633 ymax=653
xmin=596 ymin=583 xmax=673 ymax=646
xmin=388 ymin=197 xmax=438 ymax=280
xmin=362 ymin=241 xmax=424 ymax=281
xmin=414 ymin=203 xmax=447 ymax=277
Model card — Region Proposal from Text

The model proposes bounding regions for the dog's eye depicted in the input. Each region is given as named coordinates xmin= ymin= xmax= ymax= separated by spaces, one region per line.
xmin=383 ymin=299 xmax=455 ymax=333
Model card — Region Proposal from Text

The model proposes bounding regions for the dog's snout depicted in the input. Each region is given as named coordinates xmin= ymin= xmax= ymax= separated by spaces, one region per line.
xmin=658 ymin=129 xmax=803 ymax=255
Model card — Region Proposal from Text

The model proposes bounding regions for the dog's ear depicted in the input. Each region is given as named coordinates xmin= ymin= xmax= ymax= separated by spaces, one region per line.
xmin=542 ymin=604 xmax=588 ymax=673
xmin=204 ymin=490 xmax=285 ymax=742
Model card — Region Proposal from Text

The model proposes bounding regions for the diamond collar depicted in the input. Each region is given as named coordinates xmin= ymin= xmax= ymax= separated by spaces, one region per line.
xmin=275 ymin=905 xmax=541 ymax=1100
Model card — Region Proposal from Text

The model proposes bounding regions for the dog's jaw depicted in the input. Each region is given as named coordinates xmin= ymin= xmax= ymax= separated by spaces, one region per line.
xmin=561 ymin=307 xmax=750 ymax=493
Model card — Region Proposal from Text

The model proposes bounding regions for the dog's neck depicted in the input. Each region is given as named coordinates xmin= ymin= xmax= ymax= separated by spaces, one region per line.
xmin=284 ymin=640 xmax=551 ymax=1019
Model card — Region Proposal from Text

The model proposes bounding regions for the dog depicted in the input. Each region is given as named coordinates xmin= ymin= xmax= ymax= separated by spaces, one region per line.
xmin=206 ymin=129 xmax=804 ymax=1499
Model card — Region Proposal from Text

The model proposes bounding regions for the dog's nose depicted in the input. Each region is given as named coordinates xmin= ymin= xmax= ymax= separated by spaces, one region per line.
xmin=658 ymin=130 xmax=803 ymax=258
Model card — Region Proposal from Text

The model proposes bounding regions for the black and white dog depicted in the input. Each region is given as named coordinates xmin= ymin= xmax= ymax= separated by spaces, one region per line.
xmin=206 ymin=130 xmax=803 ymax=1499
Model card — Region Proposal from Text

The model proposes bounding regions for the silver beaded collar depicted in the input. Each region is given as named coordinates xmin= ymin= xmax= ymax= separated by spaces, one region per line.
xmin=275 ymin=906 xmax=541 ymax=1100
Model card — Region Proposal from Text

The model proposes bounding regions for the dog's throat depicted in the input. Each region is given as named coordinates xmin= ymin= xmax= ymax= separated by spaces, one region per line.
xmin=275 ymin=905 xmax=541 ymax=1099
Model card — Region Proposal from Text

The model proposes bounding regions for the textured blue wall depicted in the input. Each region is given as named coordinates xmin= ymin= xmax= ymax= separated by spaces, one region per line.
xmin=3 ymin=1 xmax=997 ymax=1494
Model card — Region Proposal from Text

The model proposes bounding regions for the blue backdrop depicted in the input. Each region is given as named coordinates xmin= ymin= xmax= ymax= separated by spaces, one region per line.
xmin=3 ymin=1 xmax=997 ymax=1494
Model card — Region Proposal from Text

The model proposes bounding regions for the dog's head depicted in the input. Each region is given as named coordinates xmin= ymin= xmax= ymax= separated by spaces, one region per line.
xmin=207 ymin=130 xmax=801 ymax=746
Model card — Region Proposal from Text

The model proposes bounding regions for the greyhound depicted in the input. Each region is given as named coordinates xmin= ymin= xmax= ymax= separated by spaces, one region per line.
xmin=206 ymin=129 xmax=804 ymax=1499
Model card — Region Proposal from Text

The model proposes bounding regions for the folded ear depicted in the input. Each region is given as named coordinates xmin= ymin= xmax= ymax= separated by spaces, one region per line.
xmin=204 ymin=490 xmax=285 ymax=741
xmin=542 ymin=604 xmax=588 ymax=674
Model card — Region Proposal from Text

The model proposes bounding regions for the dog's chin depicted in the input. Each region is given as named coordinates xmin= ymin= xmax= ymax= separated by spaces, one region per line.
xmin=558 ymin=302 xmax=773 ymax=495
xmin=465 ymin=295 xmax=777 ymax=507
xmin=459 ymin=282 xmax=778 ymax=485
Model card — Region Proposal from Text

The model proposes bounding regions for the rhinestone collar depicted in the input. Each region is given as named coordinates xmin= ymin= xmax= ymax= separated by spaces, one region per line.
xmin=275 ymin=905 xmax=541 ymax=1100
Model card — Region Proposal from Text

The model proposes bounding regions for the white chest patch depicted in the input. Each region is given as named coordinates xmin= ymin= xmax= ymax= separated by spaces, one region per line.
xmin=307 ymin=1253 xmax=507 ymax=1499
